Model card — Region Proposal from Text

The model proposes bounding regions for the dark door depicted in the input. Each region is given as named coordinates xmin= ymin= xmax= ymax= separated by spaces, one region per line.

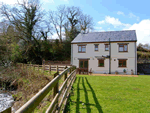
xmin=79 ymin=59 xmax=88 ymax=74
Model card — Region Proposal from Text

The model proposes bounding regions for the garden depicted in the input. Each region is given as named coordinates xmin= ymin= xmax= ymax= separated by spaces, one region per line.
xmin=65 ymin=75 xmax=150 ymax=113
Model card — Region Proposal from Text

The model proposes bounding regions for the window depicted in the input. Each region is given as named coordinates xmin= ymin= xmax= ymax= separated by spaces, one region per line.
xmin=118 ymin=59 xmax=127 ymax=67
xmin=98 ymin=59 xmax=104 ymax=67
xmin=119 ymin=44 xmax=128 ymax=52
xmin=105 ymin=44 xmax=109 ymax=51
xmin=78 ymin=45 xmax=86 ymax=53
xmin=79 ymin=59 xmax=88 ymax=68
xmin=95 ymin=44 xmax=98 ymax=51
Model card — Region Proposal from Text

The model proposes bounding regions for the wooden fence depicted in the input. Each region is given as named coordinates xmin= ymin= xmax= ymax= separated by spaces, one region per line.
xmin=43 ymin=60 xmax=71 ymax=65
xmin=17 ymin=63 xmax=71 ymax=74
xmin=10 ymin=63 xmax=76 ymax=113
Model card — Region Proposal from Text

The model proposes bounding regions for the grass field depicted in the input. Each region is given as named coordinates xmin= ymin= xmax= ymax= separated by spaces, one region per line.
xmin=65 ymin=75 xmax=150 ymax=113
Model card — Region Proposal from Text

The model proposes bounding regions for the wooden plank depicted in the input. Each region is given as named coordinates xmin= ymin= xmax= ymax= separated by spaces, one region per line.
xmin=62 ymin=73 xmax=76 ymax=113
xmin=46 ymin=69 xmax=75 ymax=113
xmin=57 ymin=72 xmax=76 ymax=112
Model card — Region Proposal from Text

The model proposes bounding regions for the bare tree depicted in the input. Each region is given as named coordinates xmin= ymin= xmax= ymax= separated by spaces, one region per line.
xmin=79 ymin=14 xmax=94 ymax=33
xmin=66 ymin=6 xmax=82 ymax=30
xmin=49 ymin=5 xmax=66 ymax=43
xmin=64 ymin=6 xmax=82 ymax=41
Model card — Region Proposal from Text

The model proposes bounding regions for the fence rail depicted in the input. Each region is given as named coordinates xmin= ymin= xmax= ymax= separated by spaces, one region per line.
xmin=43 ymin=60 xmax=71 ymax=65
xmin=17 ymin=63 xmax=71 ymax=74
xmin=14 ymin=63 xmax=76 ymax=113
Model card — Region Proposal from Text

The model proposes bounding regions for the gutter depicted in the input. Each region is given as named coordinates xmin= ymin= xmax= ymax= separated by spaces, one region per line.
xmin=109 ymin=38 xmax=111 ymax=74
xmin=135 ymin=42 xmax=137 ymax=75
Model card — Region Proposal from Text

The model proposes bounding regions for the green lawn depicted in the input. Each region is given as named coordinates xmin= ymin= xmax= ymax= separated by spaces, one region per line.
xmin=65 ymin=75 xmax=150 ymax=113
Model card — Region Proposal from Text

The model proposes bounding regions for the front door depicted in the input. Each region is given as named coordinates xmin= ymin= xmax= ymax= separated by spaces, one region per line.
xmin=79 ymin=59 xmax=88 ymax=74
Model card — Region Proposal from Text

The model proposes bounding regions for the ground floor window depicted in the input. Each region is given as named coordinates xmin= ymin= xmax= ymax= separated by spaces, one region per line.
xmin=98 ymin=59 xmax=104 ymax=67
xmin=118 ymin=59 xmax=127 ymax=67
xmin=79 ymin=59 xmax=88 ymax=68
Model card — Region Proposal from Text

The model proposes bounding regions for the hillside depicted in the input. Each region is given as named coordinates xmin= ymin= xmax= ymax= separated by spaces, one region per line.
xmin=137 ymin=45 xmax=150 ymax=63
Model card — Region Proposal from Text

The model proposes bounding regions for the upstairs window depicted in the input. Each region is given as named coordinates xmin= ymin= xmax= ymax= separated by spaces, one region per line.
xmin=119 ymin=44 xmax=128 ymax=52
xmin=95 ymin=44 xmax=99 ymax=51
xmin=98 ymin=59 xmax=104 ymax=67
xmin=105 ymin=44 xmax=109 ymax=51
xmin=78 ymin=45 xmax=86 ymax=53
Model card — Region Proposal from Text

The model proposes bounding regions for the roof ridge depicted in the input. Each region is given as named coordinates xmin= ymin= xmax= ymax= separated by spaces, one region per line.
xmin=88 ymin=30 xmax=135 ymax=33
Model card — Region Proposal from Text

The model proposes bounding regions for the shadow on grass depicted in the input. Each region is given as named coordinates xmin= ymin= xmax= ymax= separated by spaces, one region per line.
xmin=82 ymin=77 xmax=91 ymax=112
xmin=76 ymin=77 xmax=80 ymax=113
xmin=85 ymin=77 xmax=103 ymax=113
xmin=64 ymin=77 xmax=103 ymax=113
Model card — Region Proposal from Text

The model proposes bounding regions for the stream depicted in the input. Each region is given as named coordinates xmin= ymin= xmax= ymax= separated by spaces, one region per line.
xmin=0 ymin=90 xmax=14 ymax=112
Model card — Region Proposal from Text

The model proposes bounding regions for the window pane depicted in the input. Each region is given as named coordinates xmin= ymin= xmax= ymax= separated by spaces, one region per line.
xmin=84 ymin=61 xmax=88 ymax=68
xmin=95 ymin=48 xmax=98 ymax=51
xmin=119 ymin=63 xmax=122 ymax=66
xmin=99 ymin=60 xmax=104 ymax=67
xmin=124 ymin=45 xmax=127 ymax=51
xmin=79 ymin=46 xmax=81 ymax=52
xmin=95 ymin=45 xmax=98 ymax=51
xmin=123 ymin=61 xmax=126 ymax=66
xmin=95 ymin=45 xmax=98 ymax=48
xmin=119 ymin=47 xmax=123 ymax=51
xmin=105 ymin=45 xmax=109 ymax=51
xmin=82 ymin=47 xmax=86 ymax=52
xmin=99 ymin=63 xmax=104 ymax=66
xmin=80 ymin=61 xmax=83 ymax=68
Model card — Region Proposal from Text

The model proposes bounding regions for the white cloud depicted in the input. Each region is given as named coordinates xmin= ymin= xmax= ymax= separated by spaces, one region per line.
xmin=129 ymin=13 xmax=140 ymax=21
xmin=0 ymin=0 xmax=18 ymax=4
xmin=117 ymin=11 xmax=125 ymax=16
xmin=98 ymin=16 xmax=131 ymax=28
xmin=43 ymin=0 xmax=54 ymax=3
xmin=124 ymin=19 xmax=150 ymax=45
xmin=98 ymin=20 xmax=105 ymax=24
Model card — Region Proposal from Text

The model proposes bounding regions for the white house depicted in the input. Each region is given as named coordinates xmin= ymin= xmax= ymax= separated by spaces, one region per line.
xmin=71 ymin=30 xmax=137 ymax=75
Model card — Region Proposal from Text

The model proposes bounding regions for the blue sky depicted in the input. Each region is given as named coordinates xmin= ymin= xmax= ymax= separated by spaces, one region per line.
xmin=1 ymin=0 xmax=150 ymax=45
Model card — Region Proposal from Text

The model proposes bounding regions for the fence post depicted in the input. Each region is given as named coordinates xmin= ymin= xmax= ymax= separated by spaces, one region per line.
xmin=43 ymin=64 xmax=45 ymax=75
xmin=64 ymin=66 xmax=68 ymax=81
xmin=25 ymin=64 xmax=27 ymax=70
xmin=69 ymin=66 xmax=72 ymax=74
xmin=56 ymin=65 xmax=57 ymax=72
xmin=22 ymin=63 xmax=24 ymax=70
xmin=53 ymin=65 xmax=59 ymax=111
xmin=38 ymin=64 xmax=39 ymax=71
xmin=49 ymin=64 xmax=51 ymax=74
xmin=33 ymin=65 xmax=35 ymax=70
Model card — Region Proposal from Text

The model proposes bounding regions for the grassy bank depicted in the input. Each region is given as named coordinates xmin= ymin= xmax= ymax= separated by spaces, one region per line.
xmin=65 ymin=75 xmax=150 ymax=113
xmin=0 ymin=65 xmax=62 ymax=112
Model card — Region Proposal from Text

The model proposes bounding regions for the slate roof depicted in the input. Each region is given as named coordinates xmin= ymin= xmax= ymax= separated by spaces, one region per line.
xmin=71 ymin=30 xmax=137 ymax=43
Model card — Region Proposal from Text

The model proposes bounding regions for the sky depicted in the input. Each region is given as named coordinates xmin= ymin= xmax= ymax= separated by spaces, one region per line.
xmin=0 ymin=0 xmax=150 ymax=45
